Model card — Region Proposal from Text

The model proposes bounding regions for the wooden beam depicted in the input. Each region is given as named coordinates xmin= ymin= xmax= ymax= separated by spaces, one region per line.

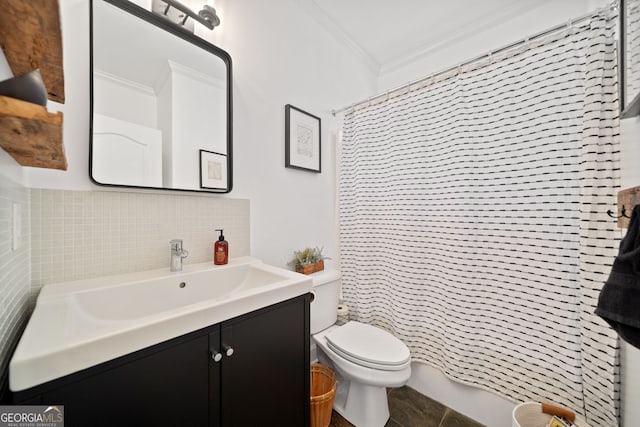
xmin=0 ymin=0 xmax=65 ymax=104
xmin=0 ymin=95 xmax=66 ymax=170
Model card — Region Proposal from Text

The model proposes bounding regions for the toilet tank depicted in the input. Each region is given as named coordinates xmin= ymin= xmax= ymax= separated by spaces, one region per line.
xmin=310 ymin=269 xmax=341 ymax=334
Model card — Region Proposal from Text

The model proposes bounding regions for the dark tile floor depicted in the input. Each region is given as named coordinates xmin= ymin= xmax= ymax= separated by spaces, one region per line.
xmin=328 ymin=386 xmax=486 ymax=427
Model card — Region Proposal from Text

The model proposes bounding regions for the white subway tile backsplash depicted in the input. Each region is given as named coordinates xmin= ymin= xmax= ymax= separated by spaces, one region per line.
xmin=30 ymin=190 xmax=250 ymax=289
xmin=0 ymin=176 xmax=30 ymax=391
xmin=0 ymin=186 xmax=250 ymax=389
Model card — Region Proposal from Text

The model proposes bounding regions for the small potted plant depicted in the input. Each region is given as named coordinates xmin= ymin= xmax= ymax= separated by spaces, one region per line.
xmin=288 ymin=246 xmax=329 ymax=274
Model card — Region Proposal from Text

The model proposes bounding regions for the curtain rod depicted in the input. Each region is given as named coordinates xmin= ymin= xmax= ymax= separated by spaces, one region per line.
xmin=331 ymin=3 xmax=617 ymax=117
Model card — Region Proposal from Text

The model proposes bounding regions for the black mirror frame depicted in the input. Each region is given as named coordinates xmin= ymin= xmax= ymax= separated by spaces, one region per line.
xmin=89 ymin=0 xmax=233 ymax=193
xmin=620 ymin=0 xmax=640 ymax=118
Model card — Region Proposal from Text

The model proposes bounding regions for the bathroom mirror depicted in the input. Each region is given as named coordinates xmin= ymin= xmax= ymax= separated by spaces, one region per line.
xmin=90 ymin=0 xmax=232 ymax=193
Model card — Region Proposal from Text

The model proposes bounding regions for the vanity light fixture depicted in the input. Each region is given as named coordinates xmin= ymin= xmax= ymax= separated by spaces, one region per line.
xmin=153 ymin=0 xmax=220 ymax=31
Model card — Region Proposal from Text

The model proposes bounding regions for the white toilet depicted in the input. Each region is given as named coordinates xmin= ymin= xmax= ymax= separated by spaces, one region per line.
xmin=310 ymin=269 xmax=412 ymax=427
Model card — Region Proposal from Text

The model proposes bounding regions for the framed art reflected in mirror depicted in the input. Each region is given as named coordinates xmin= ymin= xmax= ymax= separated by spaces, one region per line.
xmin=199 ymin=150 xmax=228 ymax=191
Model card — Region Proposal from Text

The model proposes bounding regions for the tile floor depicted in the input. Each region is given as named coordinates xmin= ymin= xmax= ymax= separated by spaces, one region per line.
xmin=328 ymin=386 xmax=486 ymax=427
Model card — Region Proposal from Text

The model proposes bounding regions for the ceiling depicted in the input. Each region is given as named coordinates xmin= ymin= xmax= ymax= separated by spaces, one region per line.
xmin=298 ymin=0 xmax=596 ymax=75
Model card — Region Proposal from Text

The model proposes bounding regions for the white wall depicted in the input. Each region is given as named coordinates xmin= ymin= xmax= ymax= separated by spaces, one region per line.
xmin=203 ymin=0 xmax=377 ymax=268
xmin=93 ymin=71 xmax=158 ymax=128
xmin=167 ymin=63 xmax=225 ymax=190
xmin=21 ymin=0 xmax=93 ymax=191
xmin=157 ymin=68 xmax=173 ymax=188
xmin=20 ymin=0 xmax=376 ymax=270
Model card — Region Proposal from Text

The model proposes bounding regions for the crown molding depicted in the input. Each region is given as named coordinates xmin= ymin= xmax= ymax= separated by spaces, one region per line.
xmin=296 ymin=0 xmax=557 ymax=80
xmin=93 ymin=69 xmax=155 ymax=96
xmin=167 ymin=60 xmax=225 ymax=89
xmin=296 ymin=0 xmax=380 ymax=77
xmin=379 ymin=0 xmax=555 ymax=75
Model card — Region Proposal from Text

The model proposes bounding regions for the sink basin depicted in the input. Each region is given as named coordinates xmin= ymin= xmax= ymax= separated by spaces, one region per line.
xmin=71 ymin=262 xmax=293 ymax=321
xmin=9 ymin=257 xmax=311 ymax=391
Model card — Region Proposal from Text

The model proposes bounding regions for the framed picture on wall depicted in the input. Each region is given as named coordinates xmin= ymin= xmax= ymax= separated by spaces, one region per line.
xmin=285 ymin=104 xmax=321 ymax=173
xmin=200 ymin=150 xmax=228 ymax=190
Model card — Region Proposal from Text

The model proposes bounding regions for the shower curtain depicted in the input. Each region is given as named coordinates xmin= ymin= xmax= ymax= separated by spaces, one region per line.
xmin=338 ymin=9 xmax=620 ymax=426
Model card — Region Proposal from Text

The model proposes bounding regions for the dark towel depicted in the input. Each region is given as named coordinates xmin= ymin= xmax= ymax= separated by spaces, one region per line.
xmin=596 ymin=204 xmax=640 ymax=349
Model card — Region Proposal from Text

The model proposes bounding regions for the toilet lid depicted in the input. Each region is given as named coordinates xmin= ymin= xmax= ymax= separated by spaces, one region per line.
xmin=325 ymin=321 xmax=410 ymax=370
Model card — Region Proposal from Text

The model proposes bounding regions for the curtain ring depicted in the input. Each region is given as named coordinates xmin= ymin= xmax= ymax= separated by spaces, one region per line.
xmin=566 ymin=19 xmax=574 ymax=33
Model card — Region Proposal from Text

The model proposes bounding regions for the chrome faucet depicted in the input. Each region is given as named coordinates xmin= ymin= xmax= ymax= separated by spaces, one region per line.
xmin=170 ymin=239 xmax=189 ymax=272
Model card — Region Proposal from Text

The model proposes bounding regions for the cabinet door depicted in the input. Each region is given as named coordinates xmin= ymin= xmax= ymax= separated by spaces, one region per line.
xmin=209 ymin=327 xmax=221 ymax=427
xmin=43 ymin=335 xmax=210 ymax=427
xmin=220 ymin=297 xmax=310 ymax=427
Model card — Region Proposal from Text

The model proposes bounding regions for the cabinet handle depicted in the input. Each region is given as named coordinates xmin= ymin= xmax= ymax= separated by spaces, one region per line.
xmin=222 ymin=344 xmax=234 ymax=357
xmin=211 ymin=351 xmax=223 ymax=362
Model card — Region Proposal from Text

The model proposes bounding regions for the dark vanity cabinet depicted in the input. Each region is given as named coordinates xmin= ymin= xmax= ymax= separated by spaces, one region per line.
xmin=12 ymin=295 xmax=311 ymax=427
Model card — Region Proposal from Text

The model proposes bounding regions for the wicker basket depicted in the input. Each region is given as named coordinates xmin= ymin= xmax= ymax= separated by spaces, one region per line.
xmin=512 ymin=402 xmax=584 ymax=427
xmin=310 ymin=363 xmax=336 ymax=427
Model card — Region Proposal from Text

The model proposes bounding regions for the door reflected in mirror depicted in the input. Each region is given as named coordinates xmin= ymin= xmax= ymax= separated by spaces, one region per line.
xmin=90 ymin=0 xmax=232 ymax=193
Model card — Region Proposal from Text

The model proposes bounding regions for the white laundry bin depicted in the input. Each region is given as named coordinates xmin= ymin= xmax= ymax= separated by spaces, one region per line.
xmin=512 ymin=402 xmax=586 ymax=427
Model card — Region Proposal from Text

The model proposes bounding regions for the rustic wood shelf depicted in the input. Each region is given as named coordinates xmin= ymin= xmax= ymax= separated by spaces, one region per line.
xmin=0 ymin=0 xmax=67 ymax=170
xmin=0 ymin=96 xmax=66 ymax=170
xmin=0 ymin=0 xmax=65 ymax=103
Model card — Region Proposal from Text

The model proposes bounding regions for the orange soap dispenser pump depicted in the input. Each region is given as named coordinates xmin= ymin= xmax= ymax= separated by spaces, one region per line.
xmin=214 ymin=229 xmax=228 ymax=265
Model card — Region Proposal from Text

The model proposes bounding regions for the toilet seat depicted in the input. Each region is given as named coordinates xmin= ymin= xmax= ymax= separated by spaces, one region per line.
xmin=325 ymin=321 xmax=410 ymax=371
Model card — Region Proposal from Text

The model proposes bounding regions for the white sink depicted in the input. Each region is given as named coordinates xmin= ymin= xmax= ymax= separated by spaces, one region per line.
xmin=9 ymin=257 xmax=312 ymax=391
xmin=71 ymin=261 xmax=294 ymax=321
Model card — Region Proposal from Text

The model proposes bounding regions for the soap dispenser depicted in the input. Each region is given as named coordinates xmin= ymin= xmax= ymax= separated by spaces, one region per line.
xmin=214 ymin=229 xmax=228 ymax=265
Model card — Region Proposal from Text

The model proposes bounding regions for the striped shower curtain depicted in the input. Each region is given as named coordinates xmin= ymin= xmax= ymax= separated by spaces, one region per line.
xmin=338 ymin=9 xmax=621 ymax=426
